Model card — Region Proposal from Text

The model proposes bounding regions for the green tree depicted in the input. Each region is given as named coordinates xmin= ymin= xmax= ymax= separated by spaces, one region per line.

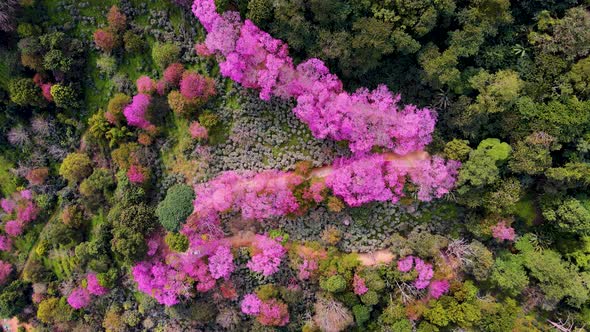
xmin=59 ymin=152 xmax=93 ymax=184
xmin=490 ymin=255 xmax=529 ymax=297
xmin=37 ymin=297 xmax=73 ymax=324
xmin=50 ymin=84 xmax=79 ymax=110
xmin=8 ymin=78 xmax=45 ymax=107
xmin=0 ymin=280 xmax=32 ymax=318
xmin=456 ymin=138 xmax=511 ymax=195
xmin=468 ymin=70 xmax=523 ymax=114
xmin=156 ymin=184 xmax=195 ymax=232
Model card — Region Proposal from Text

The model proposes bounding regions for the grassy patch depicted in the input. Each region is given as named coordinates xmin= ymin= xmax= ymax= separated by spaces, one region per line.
xmin=0 ymin=156 xmax=18 ymax=197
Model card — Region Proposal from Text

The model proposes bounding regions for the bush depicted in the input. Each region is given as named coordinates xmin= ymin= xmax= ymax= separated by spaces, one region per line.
xmin=107 ymin=5 xmax=126 ymax=31
xmin=320 ymin=275 xmax=347 ymax=293
xmin=156 ymin=184 xmax=195 ymax=231
xmin=152 ymin=42 xmax=180 ymax=69
xmin=8 ymin=78 xmax=45 ymax=107
xmin=59 ymin=153 xmax=93 ymax=184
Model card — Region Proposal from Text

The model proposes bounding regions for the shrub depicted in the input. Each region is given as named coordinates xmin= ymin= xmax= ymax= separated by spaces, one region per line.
xmin=43 ymin=49 xmax=73 ymax=72
xmin=320 ymin=275 xmax=347 ymax=293
xmin=152 ymin=42 xmax=180 ymax=68
xmin=59 ymin=153 xmax=93 ymax=184
xmin=156 ymin=184 xmax=196 ymax=231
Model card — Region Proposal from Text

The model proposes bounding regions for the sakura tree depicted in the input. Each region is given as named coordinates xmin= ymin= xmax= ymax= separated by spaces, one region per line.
xmin=191 ymin=0 xmax=438 ymax=155
xmin=123 ymin=93 xmax=152 ymax=129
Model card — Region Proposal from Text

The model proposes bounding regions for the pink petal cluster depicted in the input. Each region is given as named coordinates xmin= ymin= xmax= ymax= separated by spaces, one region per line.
xmin=189 ymin=121 xmax=208 ymax=139
xmin=192 ymin=0 xmax=437 ymax=155
xmin=132 ymin=235 xmax=231 ymax=306
xmin=17 ymin=201 xmax=38 ymax=223
xmin=67 ymin=287 xmax=91 ymax=309
xmin=326 ymin=155 xmax=460 ymax=207
xmin=132 ymin=260 xmax=192 ymax=306
xmin=246 ymin=234 xmax=287 ymax=276
xmin=208 ymin=245 xmax=235 ymax=279
xmin=297 ymin=259 xmax=318 ymax=280
xmin=136 ymin=75 xmax=156 ymax=94
xmin=397 ymin=256 xmax=414 ymax=272
xmin=0 ymin=260 xmax=12 ymax=285
xmin=0 ymin=235 xmax=12 ymax=251
xmin=241 ymin=293 xmax=262 ymax=315
xmin=492 ymin=221 xmax=516 ymax=241
xmin=240 ymin=294 xmax=289 ymax=326
xmin=87 ymin=273 xmax=109 ymax=296
xmin=2 ymin=191 xmax=39 ymax=243
xmin=428 ymin=280 xmax=450 ymax=299
xmin=353 ymin=274 xmax=368 ymax=295
xmin=41 ymin=83 xmax=53 ymax=101
xmin=1 ymin=198 xmax=15 ymax=214
xmin=127 ymin=164 xmax=146 ymax=184
xmin=123 ymin=93 xmax=152 ymax=129
xmin=397 ymin=255 xmax=435 ymax=289
xmin=4 ymin=220 xmax=23 ymax=237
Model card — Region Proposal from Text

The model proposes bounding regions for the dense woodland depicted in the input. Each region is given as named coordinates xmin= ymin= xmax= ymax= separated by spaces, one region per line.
xmin=1 ymin=0 xmax=590 ymax=331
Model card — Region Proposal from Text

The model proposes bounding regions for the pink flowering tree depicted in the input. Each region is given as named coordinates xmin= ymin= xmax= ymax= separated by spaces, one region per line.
xmin=396 ymin=255 xmax=435 ymax=290
xmin=191 ymin=0 xmax=439 ymax=155
xmin=136 ymin=75 xmax=156 ymax=94
xmin=127 ymin=164 xmax=148 ymax=184
xmin=67 ymin=287 xmax=91 ymax=309
xmin=246 ymin=234 xmax=287 ymax=276
xmin=123 ymin=93 xmax=152 ymax=129
xmin=163 ymin=63 xmax=185 ymax=88
xmin=189 ymin=121 xmax=208 ymax=139
xmin=353 ymin=274 xmax=368 ymax=295
xmin=86 ymin=273 xmax=109 ymax=296
xmin=428 ymin=280 xmax=450 ymax=299
xmin=0 ymin=260 xmax=12 ymax=285
xmin=492 ymin=221 xmax=516 ymax=241
xmin=240 ymin=293 xmax=290 ymax=327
